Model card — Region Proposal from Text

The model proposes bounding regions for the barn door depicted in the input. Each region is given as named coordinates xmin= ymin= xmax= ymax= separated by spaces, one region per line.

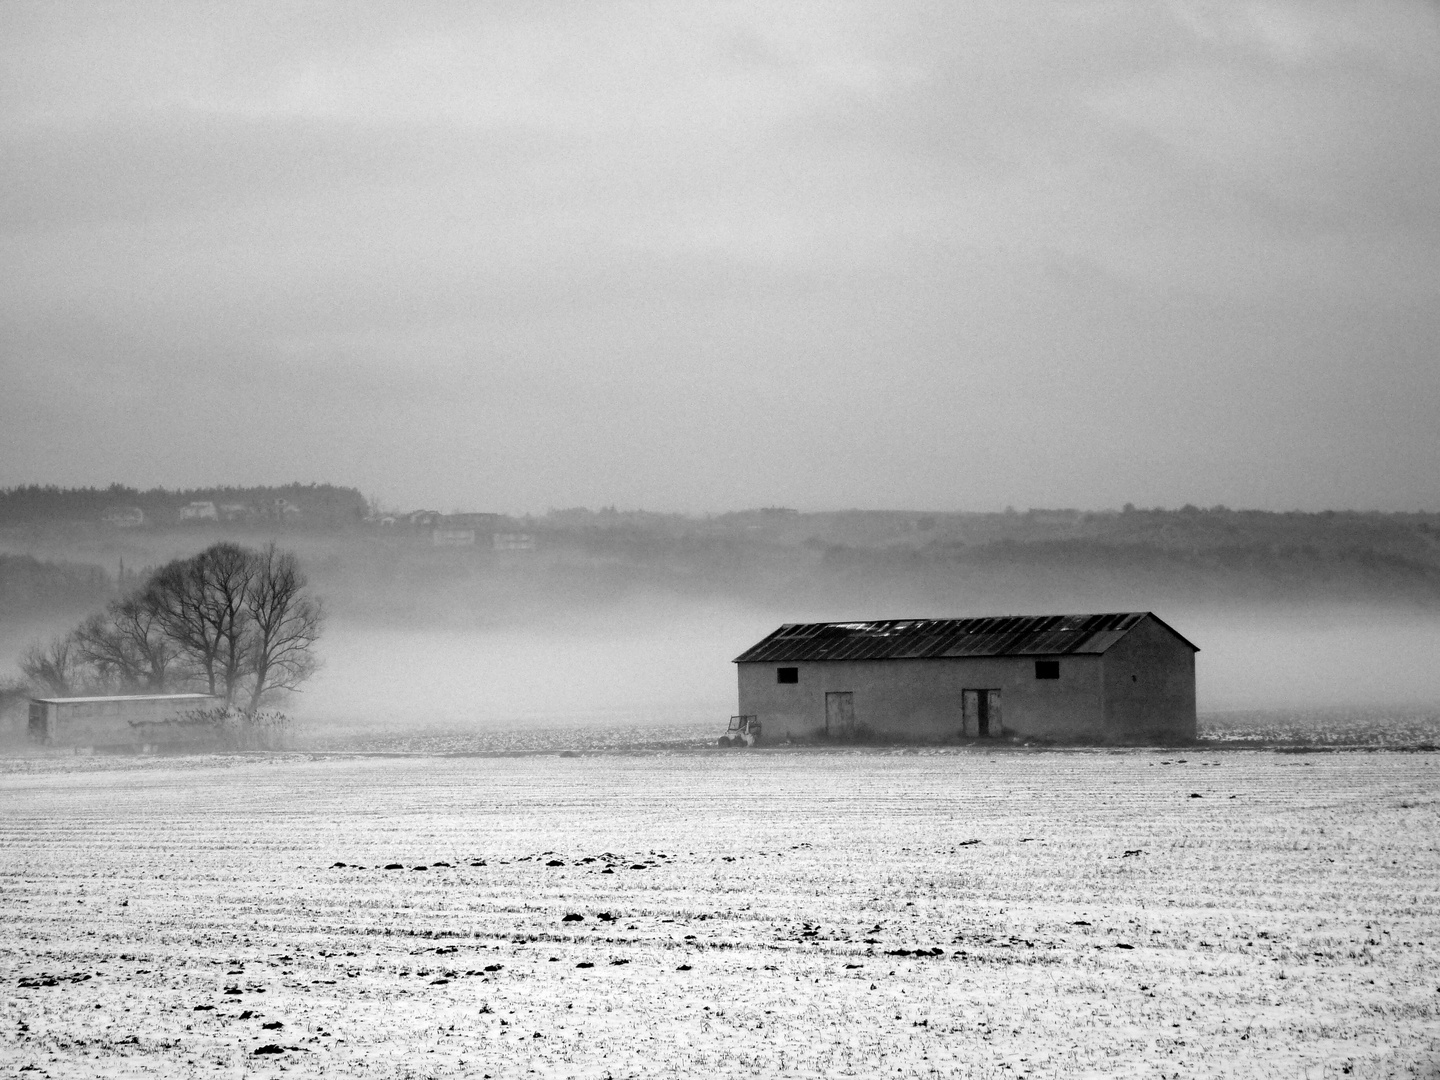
xmin=963 ymin=690 xmax=1002 ymax=738
xmin=825 ymin=692 xmax=855 ymax=737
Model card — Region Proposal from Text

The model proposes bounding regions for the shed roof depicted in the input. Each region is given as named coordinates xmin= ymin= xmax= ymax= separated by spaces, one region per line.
xmin=31 ymin=693 xmax=220 ymax=705
xmin=733 ymin=612 xmax=1197 ymax=664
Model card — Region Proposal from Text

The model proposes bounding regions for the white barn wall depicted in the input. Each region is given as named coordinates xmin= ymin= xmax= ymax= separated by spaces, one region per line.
xmin=738 ymin=654 xmax=1108 ymax=742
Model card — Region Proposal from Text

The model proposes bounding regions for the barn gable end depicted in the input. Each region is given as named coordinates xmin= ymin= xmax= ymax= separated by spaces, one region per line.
xmin=1099 ymin=615 xmax=1198 ymax=742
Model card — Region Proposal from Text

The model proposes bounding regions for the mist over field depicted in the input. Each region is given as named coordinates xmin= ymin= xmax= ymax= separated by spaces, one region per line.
xmin=301 ymin=605 xmax=763 ymax=735
xmin=298 ymin=606 xmax=1440 ymax=735
xmin=5 ymin=490 xmax=1440 ymax=741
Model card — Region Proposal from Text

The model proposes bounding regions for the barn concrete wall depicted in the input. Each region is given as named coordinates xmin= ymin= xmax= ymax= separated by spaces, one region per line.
xmin=737 ymin=655 xmax=1107 ymax=742
xmin=1099 ymin=617 xmax=1197 ymax=742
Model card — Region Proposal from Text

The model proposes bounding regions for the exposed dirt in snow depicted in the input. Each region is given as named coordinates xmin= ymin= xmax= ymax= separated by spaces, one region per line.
xmin=1 ymin=748 xmax=1436 ymax=1077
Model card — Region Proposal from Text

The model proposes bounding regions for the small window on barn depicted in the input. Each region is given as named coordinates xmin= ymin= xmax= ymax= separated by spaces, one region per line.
xmin=1035 ymin=660 xmax=1060 ymax=680
xmin=777 ymin=667 xmax=799 ymax=684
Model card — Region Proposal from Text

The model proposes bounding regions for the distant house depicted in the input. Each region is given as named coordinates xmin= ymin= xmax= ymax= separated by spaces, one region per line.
xmin=493 ymin=532 xmax=536 ymax=551
xmin=179 ymin=501 xmax=218 ymax=522
xmin=101 ymin=506 xmax=145 ymax=528
xmin=408 ymin=510 xmax=442 ymax=528
xmin=270 ymin=498 xmax=302 ymax=520
xmin=217 ymin=503 xmax=252 ymax=522
xmin=446 ymin=512 xmax=504 ymax=530
xmin=432 ymin=527 xmax=476 ymax=547
xmin=28 ymin=694 xmax=225 ymax=751
xmin=733 ymin=613 xmax=1197 ymax=744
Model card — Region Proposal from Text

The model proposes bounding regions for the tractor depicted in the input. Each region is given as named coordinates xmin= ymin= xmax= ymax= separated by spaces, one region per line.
xmin=718 ymin=715 xmax=762 ymax=747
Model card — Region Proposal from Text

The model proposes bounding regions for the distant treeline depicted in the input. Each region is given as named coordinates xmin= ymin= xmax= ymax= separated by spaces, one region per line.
xmin=526 ymin=504 xmax=1440 ymax=587
xmin=522 ymin=504 xmax=1440 ymax=565
xmin=0 ymin=483 xmax=367 ymax=529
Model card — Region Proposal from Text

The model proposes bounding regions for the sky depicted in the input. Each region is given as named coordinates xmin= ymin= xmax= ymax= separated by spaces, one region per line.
xmin=2 ymin=1 xmax=1439 ymax=515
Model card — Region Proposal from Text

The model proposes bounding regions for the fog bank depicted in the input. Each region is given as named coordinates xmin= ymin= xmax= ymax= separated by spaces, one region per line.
xmin=290 ymin=607 xmax=1440 ymax=734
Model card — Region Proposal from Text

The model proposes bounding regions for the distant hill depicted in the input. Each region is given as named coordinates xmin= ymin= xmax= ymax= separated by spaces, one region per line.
xmin=518 ymin=505 xmax=1440 ymax=613
xmin=4 ymin=493 xmax=1440 ymax=623
xmin=0 ymin=483 xmax=368 ymax=530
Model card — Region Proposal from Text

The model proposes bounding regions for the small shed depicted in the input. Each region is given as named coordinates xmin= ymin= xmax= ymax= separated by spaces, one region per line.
xmin=734 ymin=612 xmax=1197 ymax=744
xmin=28 ymin=694 xmax=225 ymax=751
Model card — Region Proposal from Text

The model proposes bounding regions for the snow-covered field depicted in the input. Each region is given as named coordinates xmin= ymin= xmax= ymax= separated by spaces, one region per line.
xmin=2 ymin=748 xmax=1437 ymax=1078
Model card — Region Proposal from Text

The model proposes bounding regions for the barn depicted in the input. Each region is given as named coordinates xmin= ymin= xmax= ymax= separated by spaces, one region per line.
xmin=28 ymin=694 xmax=224 ymax=751
xmin=733 ymin=612 xmax=1197 ymax=744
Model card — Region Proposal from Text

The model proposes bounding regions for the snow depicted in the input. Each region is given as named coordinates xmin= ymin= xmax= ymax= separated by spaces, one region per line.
xmin=1 ymin=747 xmax=1436 ymax=1077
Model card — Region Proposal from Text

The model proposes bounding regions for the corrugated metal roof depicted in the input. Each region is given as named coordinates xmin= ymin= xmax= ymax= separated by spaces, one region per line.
xmin=733 ymin=613 xmax=1197 ymax=663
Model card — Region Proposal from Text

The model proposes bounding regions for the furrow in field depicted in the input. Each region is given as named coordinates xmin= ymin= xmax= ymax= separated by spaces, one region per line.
xmin=1 ymin=748 xmax=1436 ymax=1078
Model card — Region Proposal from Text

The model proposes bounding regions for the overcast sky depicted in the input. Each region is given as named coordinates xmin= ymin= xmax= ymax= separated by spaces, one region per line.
xmin=2 ymin=1 xmax=1438 ymax=513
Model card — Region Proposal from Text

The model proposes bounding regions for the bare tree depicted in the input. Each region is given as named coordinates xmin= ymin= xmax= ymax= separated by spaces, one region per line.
xmin=204 ymin=543 xmax=255 ymax=705
xmin=19 ymin=541 xmax=322 ymax=715
xmin=147 ymin=543 xmax=254 ymax=704
xmin=243 ymin=543 xmax=323 ymax=714
xmin=115 ymin=591 xmax=184 ymax=690
xmin=72 ymin=593 xmax=182 ymax=692
xmin=20 ymin=636 xmax=84 ymax=697
xmin=71 ymin=611 xmax=140 ymax=692
xmin=147 ymin=557 xmax=219 ymax=694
